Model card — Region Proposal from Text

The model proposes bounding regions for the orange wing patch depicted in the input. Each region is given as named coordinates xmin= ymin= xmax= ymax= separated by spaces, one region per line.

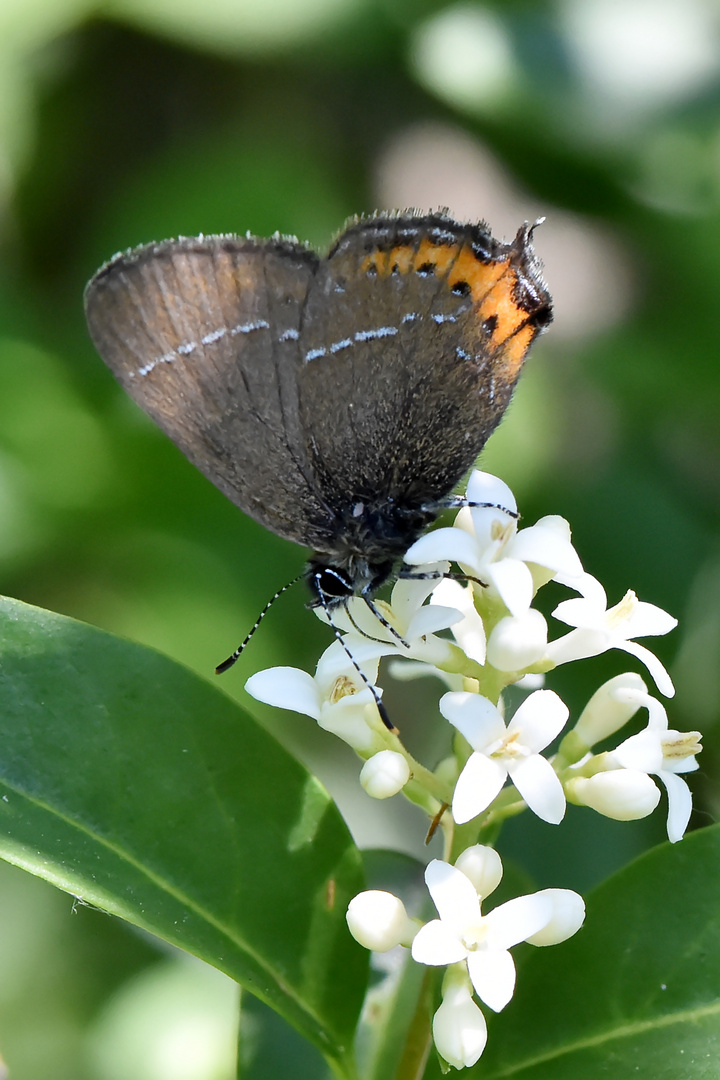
xmin=446 ymin=246 xmax=508 ymax=304
xmin=360 ymin=235 xmax=536 ymax=381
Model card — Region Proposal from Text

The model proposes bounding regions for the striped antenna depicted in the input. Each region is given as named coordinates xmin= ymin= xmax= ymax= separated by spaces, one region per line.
xmin=344 ymin=598 xmax=410 ymax=649
xmin=215 ymin=574 xmax=303 ymax=674
xmin=440 ymin=495 xmax=519 ymax=519
xmin=399 ymin=568 xmax=488 ymax=587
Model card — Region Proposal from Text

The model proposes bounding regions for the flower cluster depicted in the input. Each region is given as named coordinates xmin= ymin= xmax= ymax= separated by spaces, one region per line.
xmin=246 ymin=470 xmax=701 ymax=1070
xmin=347 ymin=846 xmax=585 ymax=1069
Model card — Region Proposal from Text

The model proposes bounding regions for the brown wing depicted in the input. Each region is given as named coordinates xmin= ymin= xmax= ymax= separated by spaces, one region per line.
xmin=85 ymin=234 xmax=335 ymax=548
xmin=295 ymin=212 xmax=552 ymax=511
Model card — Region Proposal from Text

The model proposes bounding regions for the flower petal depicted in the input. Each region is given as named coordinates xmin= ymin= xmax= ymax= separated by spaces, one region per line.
xmin=552 ymin=588 xmax=608 ymax=629
xmin=452 ymin=752 xmax=507 ymax=824
xmin=466 ymin=470 xmax=518 ymax=535
xmin=508 ymin=754 xmax=566 ymax=824
xmin=391 ymin=564 xmax=449 ymax=620
xmin=432 ymin=579 xmax=487 ymax=664
xmin=440 ymin=692 xmax=505 ymax=750
xmin=544 ymin=627 xmax=609 ymax=665
xmin=508 ymin=518 xmax=583 ymax=576
xmin=411 ymin=920 xmax=468 ymax=966
xmin=555 ymin=571 xmax=608 ymax=605
xmin=466 ymin=947 xmax=516 ymax=1012
xmin=318 ymin=696 xmax=380 ymax=752
xmin=405 ymin=527 xmax=480 ymax=569
xmin=612 ymin=728 xmax=664 ymax=772
xmin=616 ymin=640 xmax=675 ymax=698
xmin=525 ymin=889 xmax=585 ymax=946
xmin=657 ymin=770 xmax=693 ymax=843
xmin=622 ymin=601 xmax=678 ymax=638
xmin=425 ymin=859 xmax=482 ymax=926
xmin=245 ymin=666 xmax=320 ymax=719
xmin=508 ymin=689 xmax=569 ymax=751
xmin=406 ymin=603 xmax=462 ymax=639
xmin=486 ymin=558 xmax=534 ymax=616
xmin=484 ymin=893 xmax=554 ymax=949
xmin=315 ymin=638 xmax=384 ymax=684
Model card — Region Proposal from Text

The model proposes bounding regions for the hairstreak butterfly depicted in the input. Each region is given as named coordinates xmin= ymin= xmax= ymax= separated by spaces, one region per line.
xmin=85 ymin=211 xmax=552 ymax=698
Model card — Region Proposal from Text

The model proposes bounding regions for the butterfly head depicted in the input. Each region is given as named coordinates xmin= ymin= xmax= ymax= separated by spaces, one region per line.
xmin=305 ymin=494 xmax=440 ymax=608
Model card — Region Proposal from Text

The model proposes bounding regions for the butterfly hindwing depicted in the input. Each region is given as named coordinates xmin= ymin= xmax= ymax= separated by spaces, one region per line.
xmin=296 ymin=213 xmax=551 ymax=513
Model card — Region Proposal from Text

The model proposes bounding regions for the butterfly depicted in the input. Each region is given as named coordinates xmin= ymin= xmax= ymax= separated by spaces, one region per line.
xmin=85 ymin=211 xmax=552 ymax=689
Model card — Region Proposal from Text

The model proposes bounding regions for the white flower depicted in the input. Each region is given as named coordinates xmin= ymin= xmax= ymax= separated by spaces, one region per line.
xmin=440 ymin=690 xmax=569 ymax=824
xmin=567 ymin=770 xmax=661 ymax=821
xmin=405 ymin=471 xmax=583 ymax=617
xmin=245 ymin=638 xmax=388 ymax=752
xmin=605 ymin=689 xmax=701 ymax=841
xmin=432 ymin=978 xmax=487 ymax=1069
xmin=346 ymin=891 xmax=418 ymax=951
xmin=360 ymin=750 xmax=410 ymax=798
xmin=411 ymin=860 xmax=554 ymax=1012
xmin=317 ymin=566 xmax=463 ymax=667
xmin=546 ymin=579 xmax=677 ymax=697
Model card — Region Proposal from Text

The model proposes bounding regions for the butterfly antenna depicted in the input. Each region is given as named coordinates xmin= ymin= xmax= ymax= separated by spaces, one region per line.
xmin=399 ymin=567 xmax=488 ymax=588
xmin=441 ymin=495 xmax=519 ymax=520
xmin=362 ymin=597 xmax=410 ymax=649
xmin=344 ymin=599 xmax=410 ymax=649
xmin=314 ymin=574 xmax=397 ymax=733
xmin=215 ymin=574 xmax=304 ymax=674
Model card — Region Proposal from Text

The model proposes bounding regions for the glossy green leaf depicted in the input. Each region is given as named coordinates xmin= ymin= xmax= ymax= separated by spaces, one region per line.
xmin=480 ymin=824 xmax=720 ymax=1078
xmin=0 ymin=596 xmax=367 ymax=1076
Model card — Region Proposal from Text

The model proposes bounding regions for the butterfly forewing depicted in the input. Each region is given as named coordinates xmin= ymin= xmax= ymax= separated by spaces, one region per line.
xmin=85 ymin=236 xmax=333 ymax=546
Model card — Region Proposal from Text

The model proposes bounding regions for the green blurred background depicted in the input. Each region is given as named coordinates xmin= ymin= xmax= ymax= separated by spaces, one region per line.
xmin=1 ymin=0 xmax=720 ymax=1076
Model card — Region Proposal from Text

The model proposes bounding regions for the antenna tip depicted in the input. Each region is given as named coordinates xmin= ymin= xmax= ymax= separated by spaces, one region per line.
xmin=215 ymin=654 xmax=238 ymax=675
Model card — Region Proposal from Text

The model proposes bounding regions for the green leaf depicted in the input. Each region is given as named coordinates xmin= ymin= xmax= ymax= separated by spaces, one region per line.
xmin=480 ymin=824 xmax=720 ymax=1078
xmin=0 ymin=596 xmax=367 ymax=1077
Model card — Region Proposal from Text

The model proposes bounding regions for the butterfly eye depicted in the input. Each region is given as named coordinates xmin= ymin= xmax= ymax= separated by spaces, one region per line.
xmin=315 ymin=568 xmax=354 ymax=599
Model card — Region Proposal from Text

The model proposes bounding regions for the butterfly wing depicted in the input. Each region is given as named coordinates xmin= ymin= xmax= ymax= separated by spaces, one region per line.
xmin=85 ymin=235 xmax=333 ymax=548
xmin=296 ymin=213 xmax=552 ymax=512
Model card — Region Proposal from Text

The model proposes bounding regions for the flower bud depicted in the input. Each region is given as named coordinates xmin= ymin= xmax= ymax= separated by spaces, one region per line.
xmin=454 ymin=845 xmax=503 ymax=899
xmin=573 ymin=673 xmax=647 ymax=748
xmin=433 ymin=982 xmax=487 ymax=1070
xmin=486 ymin=609 xmax=548 ymax=671
xmin=525 ymin=888 xmax=585 ymax=946
xmin=360 ymin=750 xmax=410 ymax=798
xmin=567 ymin=770 xmax=660 ymax=820
xmin=346 ymin=891 xmax=417 ymax=951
